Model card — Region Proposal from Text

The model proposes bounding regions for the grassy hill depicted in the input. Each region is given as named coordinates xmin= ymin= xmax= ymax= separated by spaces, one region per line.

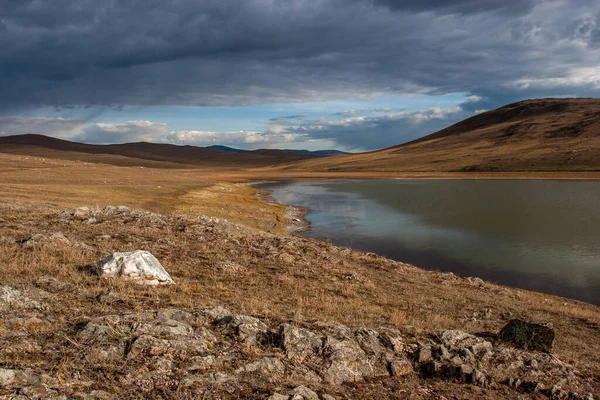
xmin=278 ymin=98 xmax=600 ymax=173
xmin=0 ymin=134 xmax=316 ymax=168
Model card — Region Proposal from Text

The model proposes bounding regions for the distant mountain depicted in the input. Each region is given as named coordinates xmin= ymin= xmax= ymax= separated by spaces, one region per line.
xmin=0 ymin=134 xmax=317 ymax=168
xmin=285 ymin=149 xmax=351 ymax=157
xmin=279 ymin=98 xmax=600 ymax=173
xmin=208 ymin=144 xmax=350 ymax=157
xmin=207 ymin=145 xmax=248 ymax=153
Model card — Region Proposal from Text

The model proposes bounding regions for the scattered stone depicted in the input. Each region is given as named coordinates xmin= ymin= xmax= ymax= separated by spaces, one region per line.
xmin=268 ymin=394 xmax=290 ymax=400
xmin=467 ymin=277 xmax=485 ymax=286
xmin=440 ymin=330 xmax=492 ymax=353
xmin=19 ymin=232 xmax=95 ymax=251
xmin=93 ymin=251 xmax=174 ymax=285
xmin=186 ymin=355 xmax=216 ymax=372
xmin=472 ymin=369 xmax=487 ymax=387
xmin=389 ymin=359 xmax=413 ymax=377
xmin=417 ymin=346 xmax=432 ymax=363
xmin=236 ymin=357 xmax=285 ymax=381
xmin=0 ymin=286 xmax=42 ymax=310
xmin=483 ymin=308 xmax=493 ymax=319
xmin=0 ymin=369 xmax=42 ymax=389
xmin=499 ymin=319 xmax=555 ymax=352
xmin=378 ymin=329 xmax=405 ymax=355
xmin=292 ymin=385 xmax=319 ymax=400
xmin=216 ymin=261 xmax=245 ymax=273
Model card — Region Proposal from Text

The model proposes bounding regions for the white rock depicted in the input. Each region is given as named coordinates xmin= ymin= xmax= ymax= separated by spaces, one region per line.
xmin=94 ymin=251 xmax=174 ymax=285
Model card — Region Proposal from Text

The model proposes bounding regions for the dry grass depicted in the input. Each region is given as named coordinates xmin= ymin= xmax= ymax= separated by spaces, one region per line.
xmin=1 ymin=200 xmax=599 ymax=381
xmin=1 ymin=152 xmax=599 ymax=396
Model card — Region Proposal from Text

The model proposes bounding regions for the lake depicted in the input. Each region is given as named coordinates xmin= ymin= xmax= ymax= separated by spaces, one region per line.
xmin=257 ymin=179 xmax=600 ymax=305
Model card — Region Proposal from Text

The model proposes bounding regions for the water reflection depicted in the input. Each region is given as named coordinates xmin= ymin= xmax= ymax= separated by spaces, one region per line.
xmin=258 ymin=180 xmax=600 ymax=305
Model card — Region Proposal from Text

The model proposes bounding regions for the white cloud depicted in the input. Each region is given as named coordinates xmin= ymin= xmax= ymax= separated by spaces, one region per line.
xmin=0 ymin=106 xmax=472 ymax=151
xmin=165 ymin=129 xmax=304 ymax=148
xmin=0 ymin=116 xmax=86 ymax=138
xmin=75 ymin=120 xmax=169 ymax=144
xmin=267 ymin=107 xmax=471 ymax=150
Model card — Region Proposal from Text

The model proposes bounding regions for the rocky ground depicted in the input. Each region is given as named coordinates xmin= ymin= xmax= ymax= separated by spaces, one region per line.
xmin=0 ymin=202 xmax=599 ymax=399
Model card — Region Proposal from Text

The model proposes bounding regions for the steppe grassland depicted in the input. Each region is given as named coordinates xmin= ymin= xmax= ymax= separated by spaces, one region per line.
xmin=0 ymin=152 xmax=599 ymax=380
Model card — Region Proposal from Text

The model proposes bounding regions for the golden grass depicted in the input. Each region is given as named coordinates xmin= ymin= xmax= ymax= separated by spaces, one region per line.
xmin=0 ymin=151 xmax=599 ymax=391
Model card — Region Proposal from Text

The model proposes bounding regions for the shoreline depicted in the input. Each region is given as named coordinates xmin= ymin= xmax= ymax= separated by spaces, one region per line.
xmin=235 ymin=170 xmax=600 ymax=182
xmin=251 ymin=182 xmax=310 ymax=236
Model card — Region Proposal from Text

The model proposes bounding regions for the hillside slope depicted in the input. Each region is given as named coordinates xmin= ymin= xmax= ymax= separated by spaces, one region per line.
xmin=0 ymin=134 xmax=316 ymax=168
xmin=278 ymin=98 xmax=600 ymax=173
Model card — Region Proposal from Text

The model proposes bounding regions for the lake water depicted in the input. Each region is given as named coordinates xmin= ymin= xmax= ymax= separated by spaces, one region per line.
xmin=257 ymin=180 xmax=600 ymax=305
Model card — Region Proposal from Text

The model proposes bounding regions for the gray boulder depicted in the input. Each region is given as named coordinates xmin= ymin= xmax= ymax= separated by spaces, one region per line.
xmin=279 ymin=324 xmax=323 ymax=361
xmin=216 ymin=314 xmax=268 ymax=345
xmin=321 ymin=337 xmax=372 ymax=385
xmin=93 ymin=251 xmax=174 ymax=285
xmin=499 ymin=319 xmax=555 ymax=352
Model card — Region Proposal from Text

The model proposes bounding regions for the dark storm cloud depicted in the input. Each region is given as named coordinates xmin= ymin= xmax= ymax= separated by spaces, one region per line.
xmin=1 ymin=0 xmax=600 ymax=112
xmin=373 ymin=0 xmax=536 ymax=15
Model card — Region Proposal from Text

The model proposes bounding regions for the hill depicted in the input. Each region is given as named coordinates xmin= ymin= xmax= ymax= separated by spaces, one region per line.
xmin=208 ymin=144 xmax=350 ymax=157
xmin=0 ymin=134 xmax=316 ymax=168
xmin=278 ymin=98 xmax=600 ymax=173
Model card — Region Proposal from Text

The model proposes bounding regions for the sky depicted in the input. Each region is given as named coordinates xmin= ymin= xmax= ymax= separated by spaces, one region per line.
xmin=1 ymin=0 xmax=600 ymax=151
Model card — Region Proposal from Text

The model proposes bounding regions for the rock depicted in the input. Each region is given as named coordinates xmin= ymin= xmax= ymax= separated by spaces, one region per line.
xmin=186 ymin=355 xmax=216 ymax=372
xmin=467 ymin=277 xmax=485 ymax=286
xmin=0 ymin=369 xmax=42 ymax=389
xmin=128 ymin=334 xmax=207 ymax=358
xmin=417 ymin=346 xmax=432 ymax=363
xmin=459 ymin=364 xmax=474 ymax=382
xmin=268 ymin=394 xmax=290 ymax=400
xmin=321 ymin=395 xmax=337 ymax=400
xmin=93 ymin=251 xmax=174 ymax=285
xmin=438 ymin=345 xmax=451 ymax=360
xmin=483 ymin=308 xmax=493 ymax=319
xmin=203 ymin=306 xmax=231 ymax=321
xmin=498 ymin=319 xmax=555 ymax=352
xmin=321 ymin=337 xmax=371 ymax=385
xmin=472 ymin=369 xmax=487 ymax=387
xmin=21 ymin=232 xmax=70 ymax=247
xmin=216 ymin=314 xmax=268 ymax=345
xmin=216 ymin=261 xmax=245 ymax=273
xmin=378 ymin=329 xmax=405 ymax=355
xmin=76 ymin=315 xmax=123 ymax=343
xmin=440 ymin=330 xmax=492 ymax=353
xmin=292 ymin=385 xmax=319 ymax=400
xmin=0 ymin=286 xmax=42 ymax=310
xmin=236 ymin=357 xmax=285 ymax=381
xmin=74 ymin=206 xmax=91 ymax=219
xmin=389 ymin=359 xmax=413 ymax=377
xmin=354 ymin=328 xmax=387 ymax=359
xmin=279 ymin=324 xmax=323 ymax=361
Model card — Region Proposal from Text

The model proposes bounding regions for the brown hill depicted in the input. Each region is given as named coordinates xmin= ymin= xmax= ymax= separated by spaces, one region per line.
xmin=278 ymin=98 xmax=600 ymax=173
xmin=0 ymin=134 xmax=315 ymax=168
